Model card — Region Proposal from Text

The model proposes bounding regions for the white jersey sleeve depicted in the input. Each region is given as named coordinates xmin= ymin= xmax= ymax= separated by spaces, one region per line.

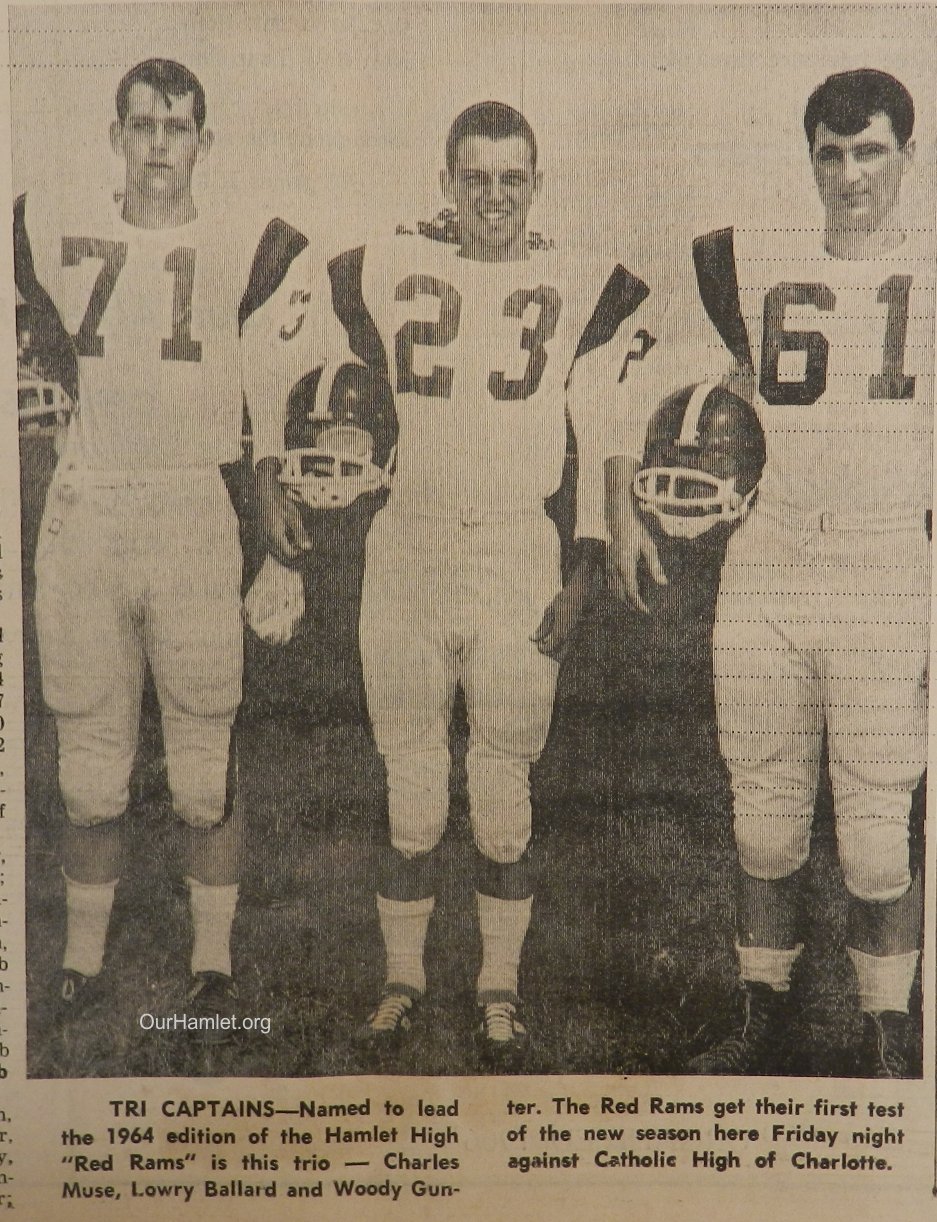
xmin=609 ymin=266 xmax=736 ymax=464
xmin=566 ymin=272 xmax=661 ymax=540
xmin=242 ymin=242 xmax=351 ymax=465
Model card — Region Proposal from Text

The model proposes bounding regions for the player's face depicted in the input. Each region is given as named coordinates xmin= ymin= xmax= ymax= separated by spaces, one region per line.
xmin=111 ymin=84 xmax=210 ymax=210
xmin=442 ymin=135 xmax=541 ymax=262
xmin=811 ymin=113 xmax=912 ymax=236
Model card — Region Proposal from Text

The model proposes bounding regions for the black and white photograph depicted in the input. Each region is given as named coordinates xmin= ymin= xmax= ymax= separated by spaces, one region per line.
xmin=8 ymin=0 xmax=934 ymax=1110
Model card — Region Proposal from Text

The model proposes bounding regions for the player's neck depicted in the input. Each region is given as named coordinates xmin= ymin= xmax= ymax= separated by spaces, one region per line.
xmin=457 ymin=235 xmax=529 ymax=263
xmin=121 ymin=188 xmax=197 ymax=229
xmin=824 ymin=216 xmax=905 ymax=260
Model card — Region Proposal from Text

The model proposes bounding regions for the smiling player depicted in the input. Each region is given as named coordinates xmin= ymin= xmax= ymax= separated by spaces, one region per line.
xmin=252 ymin=100 xmax=659 ymax=1065
xmin=16 ymin=58 xmax=306 ymax=1031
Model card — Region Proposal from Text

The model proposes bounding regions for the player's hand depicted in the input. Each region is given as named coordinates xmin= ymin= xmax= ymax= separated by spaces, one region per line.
xmin=244 ymin=554 xmax=306 ymax=646
xmin=532 ymin=549 xmax=603 ymax=661
xmin=605 ymin=454 xmax=666 ymax=614
xmin=607 ymin=514 xmax=667 ymax=613
xmin=255 ymin=457 xmax=312 ymax=564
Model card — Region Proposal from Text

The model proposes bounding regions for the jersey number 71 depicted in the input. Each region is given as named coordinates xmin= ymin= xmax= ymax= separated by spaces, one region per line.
xmin=62 ymin=237 xmax=202 ymax=362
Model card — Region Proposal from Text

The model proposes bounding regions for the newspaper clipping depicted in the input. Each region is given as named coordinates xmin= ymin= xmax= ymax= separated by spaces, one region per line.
xmin=1 ymin=1 xmax=935 ymax=1218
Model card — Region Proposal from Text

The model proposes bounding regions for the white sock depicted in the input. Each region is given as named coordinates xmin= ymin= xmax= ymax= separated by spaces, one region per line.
xmin=476 ymin=893 xmax=533 ymax=1001
xmin=188 ymin=878 xmax=238 ymax=976
xmin=63 ymin=874 xmax=117 ymax=978
xmin=848 ymin=947 xmax=920 ymax=1014
xmin=378 ymin=895 xmax=434 ymax=995
xmin=737 ymin=942 xmax=803 ymax=993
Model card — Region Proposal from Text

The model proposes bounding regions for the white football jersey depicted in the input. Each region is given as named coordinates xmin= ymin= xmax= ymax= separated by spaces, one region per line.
xmin=249 ymin=234 xmax=652 ymax=540
xmin=694 ymin=225 xmax=935 ymax=517
xmin=332 ymin=236 xmax=654 ymax=537
xmin=15 ymin=187 xmax=288 ymax=470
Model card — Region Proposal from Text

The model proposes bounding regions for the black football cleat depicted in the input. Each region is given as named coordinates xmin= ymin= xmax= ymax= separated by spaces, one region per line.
xmin=687 ymin=981 xmax=787 ymax=1075
xmin=53 ymin=969 xmax=101 ymax=1024
xmin=185 ymin=971 xmax=239 ymax=1045
xmin=476 ymin=997 xmax=528 ymax=1071
xmin=858 ymin=1010 xmax=911 ymax=1079
xmin=359 ymin=987 xmax=421 ymax=1050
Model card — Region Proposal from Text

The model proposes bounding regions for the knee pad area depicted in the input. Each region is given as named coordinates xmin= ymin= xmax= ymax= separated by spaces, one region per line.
xmin=467 ymin=750 xmax=531 ymax=865
xmin=60 ymin=761 xmax=128 ymax=827
xmin=839 ymin=828 xmax=911 ymax=903
xmin=386 ymin=752 xmax=449 ymax=857
xmin=164 ymin=718 xmax=236 ymax=830
xmin=473 ymin=823 xmax=529 ymax=866
xmin=388 ymin=812 xmax=447 ymax=858
xmin=170 ymin=773 xmax=230 ymax=830
xmin=734 ymin=812 xmax=811 ymax=881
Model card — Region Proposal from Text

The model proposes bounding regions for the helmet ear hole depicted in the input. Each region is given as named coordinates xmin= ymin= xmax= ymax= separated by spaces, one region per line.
xmin=634 ymin=383 xmax=766 ymax=538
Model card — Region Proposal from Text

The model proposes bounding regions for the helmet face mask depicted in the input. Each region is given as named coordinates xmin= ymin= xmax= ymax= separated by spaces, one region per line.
xmin=634 ymin=382 xmax=766 ymax=539
xmin=634 ymin=466 xmax=753 ymax=538
xmin=280 ymin=362 xmax=397 ymax=510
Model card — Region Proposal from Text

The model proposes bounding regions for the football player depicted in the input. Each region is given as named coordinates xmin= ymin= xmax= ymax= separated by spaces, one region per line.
xmin=250 ymin=101 xmax=658 ymax=1065
xmin=611 ymin=69 xmax=931 ymax=1077
xmin=16 ymin=58 xmax=306 ymax=1030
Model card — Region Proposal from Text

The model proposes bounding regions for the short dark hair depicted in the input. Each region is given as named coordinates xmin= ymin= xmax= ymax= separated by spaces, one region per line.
xmin=445 ymin=101 xmax=537 ymax=173
xmin=804 ymin=69 xmax=914 ymax=151
xmin=115 ymin=58 xmax=207 ymax=132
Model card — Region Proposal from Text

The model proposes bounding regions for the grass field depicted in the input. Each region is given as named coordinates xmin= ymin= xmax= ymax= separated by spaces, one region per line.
xmin=20 ymin=435 xmax=924 ymax=1079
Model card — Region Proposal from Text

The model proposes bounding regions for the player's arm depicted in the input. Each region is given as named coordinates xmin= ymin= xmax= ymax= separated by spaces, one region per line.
xmin=13 ymin=192 xmax=80 ymax=409
xmin=605 ymin=343 xmax=669 ymax=615
xmin=606 ymin=463 xmax=666 ymax=614
xmin=241 ymin=230 xmax=337 ymax=563
xmin=577 ymin=264 xmax=667 ymax=619
xmin=530 ymin=535 xmax=606 ymax=660
xmin=606 ymin=256 xmax=739 ymax=611
xmin=534 ymin=265 xmax=654 ymax=655
xmin=604 ymin=276 xmax=692 ymax=613
xmin=533 ymin=352 xmax=618 ymax=658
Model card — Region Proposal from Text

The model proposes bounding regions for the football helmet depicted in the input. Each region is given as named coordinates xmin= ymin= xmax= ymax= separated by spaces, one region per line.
xmin=280 ymin=361 xmax=397 ymax=510
xmin=16 ymin=301 xmax=74 ymax=432
xmin=633 ymin=382 xmax=766 ymax=539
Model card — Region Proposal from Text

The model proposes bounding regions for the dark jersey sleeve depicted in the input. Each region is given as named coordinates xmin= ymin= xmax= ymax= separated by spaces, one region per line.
xmin=238 ymin=218 xmax=309 ymax=333
xmin=575 ymin=263 xmax=650 ymax=360
xmin=13 ymin=192 xmax=79 ymax=403
xmin=691 ymin=227 xmax=754 ymax=370
xmin=327 ymin=246 xmax=389 ymax=372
